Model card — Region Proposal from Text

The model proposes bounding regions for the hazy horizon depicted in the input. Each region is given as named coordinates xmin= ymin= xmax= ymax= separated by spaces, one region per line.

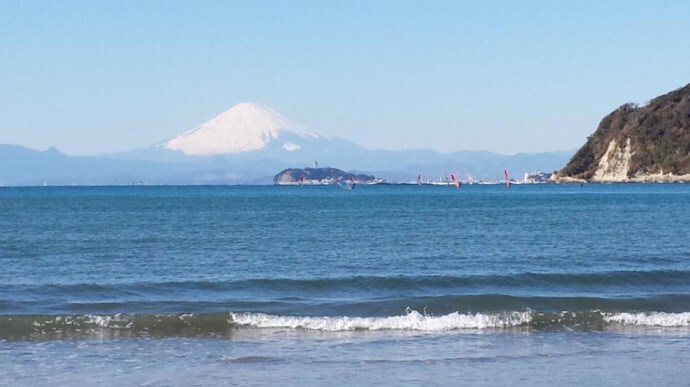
xmin=1 ymin=1 xmax=689 ymax=156
xmin=2 ymin=100 xmax=578 ymax=157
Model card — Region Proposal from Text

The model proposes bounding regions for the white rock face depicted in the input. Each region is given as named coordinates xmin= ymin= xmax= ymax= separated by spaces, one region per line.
xmin=166 ymin=103 xmax=319 ymax=155
xmin=592 ymin=138 xmax=633 ymax=182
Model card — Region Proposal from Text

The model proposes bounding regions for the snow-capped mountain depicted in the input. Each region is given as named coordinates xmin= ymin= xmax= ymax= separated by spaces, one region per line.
xmin=165 ymin=103 xmax=321 ymax=155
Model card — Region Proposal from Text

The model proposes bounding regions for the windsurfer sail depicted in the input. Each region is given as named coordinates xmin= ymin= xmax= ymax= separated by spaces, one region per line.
xmin=450 ymin=173 xmax=461 ymax=189
xmin=504 ymin=169 xmax=511 ymax=189
xmin=336 ymin=176 xmax=356 ymax=190
xmin=417 ymin=174 xmax=423 ymax=185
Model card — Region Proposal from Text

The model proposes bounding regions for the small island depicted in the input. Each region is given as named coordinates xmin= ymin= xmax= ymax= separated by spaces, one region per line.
xmin=274 ymin=167 xmax=382 ymax=185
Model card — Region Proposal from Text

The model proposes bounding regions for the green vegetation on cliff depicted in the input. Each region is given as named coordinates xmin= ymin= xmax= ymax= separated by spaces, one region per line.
xmin=559 ymin=83 xmax=690 ymax=180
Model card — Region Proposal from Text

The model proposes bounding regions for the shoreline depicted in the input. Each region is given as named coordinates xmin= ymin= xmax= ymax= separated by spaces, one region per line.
xmin=550 ymin=173 xmax=690 ymax=184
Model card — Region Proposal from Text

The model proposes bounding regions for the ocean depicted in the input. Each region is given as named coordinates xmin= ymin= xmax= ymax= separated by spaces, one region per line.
xmin=1 ymin=184 xmax=689 ymax=385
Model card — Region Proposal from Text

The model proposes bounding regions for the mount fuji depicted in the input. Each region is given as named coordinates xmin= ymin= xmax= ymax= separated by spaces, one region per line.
xmin=0 ymin=103 xmax=572 ymax=185
xmin=112 ymin=102 xmax=384 ymax=174
xmin=164 ymin=103 xmax=322 ymax=155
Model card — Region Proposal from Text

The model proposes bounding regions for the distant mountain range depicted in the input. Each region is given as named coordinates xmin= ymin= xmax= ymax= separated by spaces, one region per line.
xmin=0 ymin=103 xmax=572 ymax=185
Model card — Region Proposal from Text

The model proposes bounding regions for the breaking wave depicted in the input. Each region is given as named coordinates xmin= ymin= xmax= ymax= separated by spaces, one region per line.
xmin=230 ymin=310 xmax=690 ymax=331
xmin=229 ymin=310 xmax=531 ymax=331
xmin=3 ymin=309 xmax=690 ymax=340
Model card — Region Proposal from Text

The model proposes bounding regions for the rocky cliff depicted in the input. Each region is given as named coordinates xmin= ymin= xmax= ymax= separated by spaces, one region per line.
xmin=554 ymin=83 xmax=690 ymax=182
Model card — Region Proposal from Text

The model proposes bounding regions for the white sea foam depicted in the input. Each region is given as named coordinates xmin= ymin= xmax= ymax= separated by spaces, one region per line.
xmin=229 ymin=310 xmax=533 ymax=331
xmin=24 ymin=310 xmax=690 ymax=335
xmin=604 ymin=312 xmax=690 ymax=327
xmin=85 ymin=314 xmax=133 ymax=329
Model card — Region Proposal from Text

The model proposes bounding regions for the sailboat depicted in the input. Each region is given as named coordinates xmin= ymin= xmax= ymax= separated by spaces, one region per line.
xmin=504 ymin=169 xmax=512 ymax=189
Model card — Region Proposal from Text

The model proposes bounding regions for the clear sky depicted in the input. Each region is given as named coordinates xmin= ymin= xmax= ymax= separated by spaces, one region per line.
xmin=1 ymin=0 xmax=689 ymax=155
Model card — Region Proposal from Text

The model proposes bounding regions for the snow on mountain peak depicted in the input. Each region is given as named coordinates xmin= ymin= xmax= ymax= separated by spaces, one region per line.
xmin=165 ymin=102 xmax=319 ymax=155
xmin=281 ymin=142 xmax=301 ymax=152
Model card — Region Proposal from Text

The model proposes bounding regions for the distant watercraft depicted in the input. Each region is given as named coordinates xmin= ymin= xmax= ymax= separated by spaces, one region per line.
xmin=336 ymin=176 xmax=356 ymax=190
xmin=450 ymin=173 xmax=461 ymax=189
xmin=504 ymin=169 xmax=512 ymax=189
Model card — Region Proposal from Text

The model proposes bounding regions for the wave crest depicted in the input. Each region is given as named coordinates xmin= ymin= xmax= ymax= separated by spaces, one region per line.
xmin=229 ymin=310 xmax=532 ymax=331
xmin=3 ymin=309 xmax=690 ymax=340
xmin=603 ymin=312 xmax=690 ymax=327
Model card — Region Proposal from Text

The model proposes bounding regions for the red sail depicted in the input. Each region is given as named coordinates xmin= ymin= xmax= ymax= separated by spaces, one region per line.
xmin=450 ymin=173 xmax=461 ymax=189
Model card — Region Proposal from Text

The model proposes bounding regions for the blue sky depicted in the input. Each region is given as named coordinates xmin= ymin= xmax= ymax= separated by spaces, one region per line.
xmin=1 ymin=0 xmax=689 ymax=155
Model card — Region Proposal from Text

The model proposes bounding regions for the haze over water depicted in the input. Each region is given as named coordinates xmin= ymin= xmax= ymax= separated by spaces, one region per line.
xmin=1 ymin=184 xmax=690 ymax=385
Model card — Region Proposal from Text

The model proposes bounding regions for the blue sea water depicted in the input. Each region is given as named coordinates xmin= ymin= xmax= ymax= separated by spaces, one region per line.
xmin=1 ymin=184 xmax=690 ymax=385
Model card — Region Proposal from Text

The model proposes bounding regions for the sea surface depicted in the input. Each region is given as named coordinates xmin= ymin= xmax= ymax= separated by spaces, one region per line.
xmin=1 ymin=184 xmax=690 ymax=385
